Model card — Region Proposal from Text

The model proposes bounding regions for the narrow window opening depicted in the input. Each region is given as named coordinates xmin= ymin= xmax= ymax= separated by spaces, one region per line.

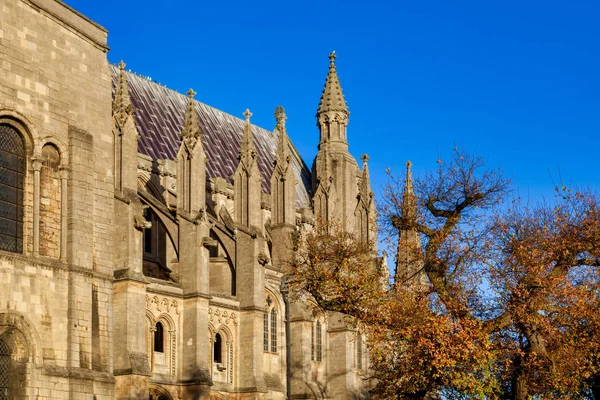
xmin=263 ymin=312 xmax=269 ymax=352
xmin=214 ymin=333 xmax=222 ymax=363
xmin=270 ymin=309 xmax=277 ymax=353
xmin=311 ymin=322 xmax=315 ymax=361
xmin=316 ymin=320 xmax=322 ymax=362
xmin=154 ymin=322 xmax=164 ymax=353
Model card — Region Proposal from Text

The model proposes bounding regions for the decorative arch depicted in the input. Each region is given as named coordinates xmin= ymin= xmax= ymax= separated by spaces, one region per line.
xmin=34 ymin=136 xmax=68 ymax=165
xmin=264 ymin=290 xmax=281 ymax=354
xmin=208 ymin=322 xmax=234 ymax=384
xmin=0 ymin=311 xmax=40 ymax=399
xmin=149 ymin=385 xmax=173 ymax=400
xmin=147 ymin=311 xmax=177 ymax=376
xmin=38 ymin=142 xmax=63 ymax=258
xmin=0 ymin=109 xmax=37 ymax=155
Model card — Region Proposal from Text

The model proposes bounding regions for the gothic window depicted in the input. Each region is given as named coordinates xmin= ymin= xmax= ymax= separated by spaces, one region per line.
xmin=264 ymin=295 xmax=278 ymax=353
xmin=213 ymin=333 xmax=222 ymax=364
xmin=316 ymin=320 xmax=323 ymax=362
xmin=0 ymin=340 xmax=10 ymax=400
xmin=154 ymin=322 xmax=164 ymax=353
xmin=270 ymin=309 xmax=277 ymax=352
xmin=0 ymin=124 xmax=25 ymax=253
xmin=39 ymin=144 xmax=61 ymax=258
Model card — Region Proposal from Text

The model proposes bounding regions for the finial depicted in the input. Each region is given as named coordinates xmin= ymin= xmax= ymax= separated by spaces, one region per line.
xmin=406 ymin=160 xmax=412 ymax=171
xmin=274 ymin=105 xmax=287 ymax=128
xmin=329 ymin=51 xmax=336 ymax=65
xmin=244 ymin=108 xmax=252 ymax=122
xmin=187 ymin=88 xmax=196 ymax=99
xmin=118 ymin=60 xmax=126 ymax=71
xmin=361 ymin=154 xmax=370 ymax=164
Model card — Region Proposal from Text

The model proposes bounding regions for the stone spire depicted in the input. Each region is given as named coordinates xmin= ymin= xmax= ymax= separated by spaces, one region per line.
xmin=234 ymin=109 xmax=261 ymax=228
xmin=271 ymin=106 xmax=296 ymax=226
xmin=317 ymin=51 xmax=348 ymax=116
xmin=355 ymin=154 xmax=376 ymax=244
xmin=395 ymin=161 xmax=426 ymax=288
xmin=113 ymin=60 xmax=134 ymax=129
xmin=177 ymin=89 xmax=206 ymax=215
xmin=312 ymin=52 xmax=359 ymax=231
xmin=240 ymin=108 xmax=257 ymax=160
xmin=180 ymin=89 xmax=203 ymax=152
xmin=273 ymin=106 xmax=291 ymax=178
xmin=359 ymin=154 xmax=373 ymax=208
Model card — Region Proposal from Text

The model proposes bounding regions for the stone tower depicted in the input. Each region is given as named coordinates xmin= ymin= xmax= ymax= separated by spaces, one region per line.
xmin=312 ymin=52 xmax=362 ymax=232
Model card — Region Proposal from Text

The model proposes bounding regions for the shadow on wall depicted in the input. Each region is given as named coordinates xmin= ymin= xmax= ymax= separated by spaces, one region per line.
xmin=291 ymin=359 xmax=371 ymax=400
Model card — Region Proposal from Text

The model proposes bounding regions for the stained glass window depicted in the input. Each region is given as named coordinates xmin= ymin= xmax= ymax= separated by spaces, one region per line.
xmin=0 ymin=124 xmax=25 ymax=253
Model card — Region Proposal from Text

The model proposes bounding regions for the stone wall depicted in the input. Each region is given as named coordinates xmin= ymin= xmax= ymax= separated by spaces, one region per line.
xmin=0 ymin=0 xmax=114 ymax=398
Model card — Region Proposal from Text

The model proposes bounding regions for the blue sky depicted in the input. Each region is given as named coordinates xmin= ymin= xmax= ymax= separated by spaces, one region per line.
xmin=65 ymin=0 xmax=600 ymax=204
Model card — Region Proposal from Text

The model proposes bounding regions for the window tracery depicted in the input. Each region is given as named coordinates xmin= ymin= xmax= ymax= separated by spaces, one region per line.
xmin=263 ymin=295 xmax=278 ymax=353
xmin=0 ymin=124 xmax=25 ymax=253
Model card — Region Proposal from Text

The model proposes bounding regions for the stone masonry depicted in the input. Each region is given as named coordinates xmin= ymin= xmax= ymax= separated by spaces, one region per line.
xmin=0 ymin=1 xmax=384 ymax=399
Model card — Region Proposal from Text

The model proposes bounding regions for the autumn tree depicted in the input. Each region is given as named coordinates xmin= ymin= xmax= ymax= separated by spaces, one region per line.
xmin=289 ymin=149 xmax=600 ymax=399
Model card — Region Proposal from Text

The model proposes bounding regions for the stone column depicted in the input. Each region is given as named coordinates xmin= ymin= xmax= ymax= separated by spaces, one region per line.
xmin=31 ymin=157 xmax=42 ymax=257
xmin=59 ymin=166 xmax=69 ymax=262
xmin=235 ymin=231 xmax=267 ymax=397
xmin=180 ymin=217 xmax=212 ymax=400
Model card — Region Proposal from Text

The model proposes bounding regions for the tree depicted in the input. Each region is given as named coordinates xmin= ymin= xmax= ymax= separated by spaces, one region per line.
xmin=289 ymin=149 xmax=600 ymax=399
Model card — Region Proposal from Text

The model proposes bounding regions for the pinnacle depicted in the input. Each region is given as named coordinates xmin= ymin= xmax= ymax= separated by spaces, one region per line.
xmin=181 ymin=88 xmax=201 ymax=142
xmin=317 ymin=52 xmax=348 ymax=116
xmin=273 ymin=106 xmax=291 ymax=172
xmin=113 ymin=60 xmax=133 ymax=122
xmin=241 ymin=108 xmax=256 ymax=155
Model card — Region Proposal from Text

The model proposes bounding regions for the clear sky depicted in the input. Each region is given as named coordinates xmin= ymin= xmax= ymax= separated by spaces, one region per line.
xmin=65 ymin=0 xmax=600 ymax=204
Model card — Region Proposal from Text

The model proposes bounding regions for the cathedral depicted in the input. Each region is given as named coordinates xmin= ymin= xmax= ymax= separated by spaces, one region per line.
xmin=0 ymin=0 xmax=385 ymax=398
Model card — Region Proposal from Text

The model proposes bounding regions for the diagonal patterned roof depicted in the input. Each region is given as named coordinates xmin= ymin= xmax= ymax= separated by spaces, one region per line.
xmin=110 ymin=65 xmax=311 ymax=208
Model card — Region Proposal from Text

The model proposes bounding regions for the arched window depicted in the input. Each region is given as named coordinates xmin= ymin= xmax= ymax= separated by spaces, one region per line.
xmin=0 ymin=124 xmax=25 ymax=253
xmin=154 ymin=322 xmax=164 ymax=353
xmin=263 ymin=295 xmax=278 ymax=353
xmin=213 ymin=333 xmax=222 ymax=364
xmin=0 ymin=340 xmax=10 ymax=399
xmin=316 ymin=320 xmax=322 ymax=362
xmin=270 ymin=309 xmax=277 ymax=352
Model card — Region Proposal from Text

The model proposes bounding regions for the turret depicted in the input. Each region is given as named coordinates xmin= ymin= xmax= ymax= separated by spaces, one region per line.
xmin=312 ymin=52 xmax=360 ymax=232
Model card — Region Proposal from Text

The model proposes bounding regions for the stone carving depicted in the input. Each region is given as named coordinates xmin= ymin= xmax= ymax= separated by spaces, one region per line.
xmin=208 ymin=307 xmax=238 ymax=326
xmin=146 ymin=295 xmax=181 ymax=315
